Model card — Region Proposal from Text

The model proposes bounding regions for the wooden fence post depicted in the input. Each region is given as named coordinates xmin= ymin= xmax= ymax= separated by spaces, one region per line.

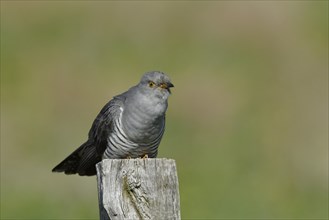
xmin=96 ymin=158 xmax=181 ymax=220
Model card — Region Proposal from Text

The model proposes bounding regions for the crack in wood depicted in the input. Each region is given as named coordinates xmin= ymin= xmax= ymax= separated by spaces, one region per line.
xmin=96 ymin=159 xmax=180 ymax=220
xmin=124 ymin=169 xmax=151 ymax=219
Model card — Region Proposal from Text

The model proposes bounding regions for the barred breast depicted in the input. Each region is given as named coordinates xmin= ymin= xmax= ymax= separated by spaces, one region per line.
xmin=103 ymin=106 xmax=165 ymax=159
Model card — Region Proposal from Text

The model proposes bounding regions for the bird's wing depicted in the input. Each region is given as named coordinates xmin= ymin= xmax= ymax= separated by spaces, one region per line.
xmin=52 ymin=95 xmax=126 ymax=176
xmin=88 ymin=94 xmax=126 ymax=155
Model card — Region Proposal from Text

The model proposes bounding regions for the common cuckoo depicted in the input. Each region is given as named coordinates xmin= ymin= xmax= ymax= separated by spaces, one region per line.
xmin=52 ymin=71 xmax=173 ymax=176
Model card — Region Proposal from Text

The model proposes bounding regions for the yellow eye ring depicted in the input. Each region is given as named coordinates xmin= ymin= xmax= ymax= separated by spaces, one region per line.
xmin=148 ymin=81 xmax=156 ymax=88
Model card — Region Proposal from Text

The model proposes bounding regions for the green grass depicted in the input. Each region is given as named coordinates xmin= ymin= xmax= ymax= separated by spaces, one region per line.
xmin=1 ymin=1 xmax=328 ymax=219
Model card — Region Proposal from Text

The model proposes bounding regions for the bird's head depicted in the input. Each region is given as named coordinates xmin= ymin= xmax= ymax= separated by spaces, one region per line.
xmin=139 ymin=71 xmax=174 ymax=100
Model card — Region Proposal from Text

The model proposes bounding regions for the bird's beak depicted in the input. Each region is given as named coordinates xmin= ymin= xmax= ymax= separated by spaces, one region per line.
xmin=167 ymin=82 xmax=174 ymax=88
xmin=160 ymin=82 xmax=174 ymax=93
xmin=166 ymin=82 xmax=174 ymax=94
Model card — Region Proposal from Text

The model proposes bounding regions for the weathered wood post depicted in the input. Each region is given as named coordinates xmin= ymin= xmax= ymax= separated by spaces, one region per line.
xmin=96 ymin=158 xmax=181 ymax=220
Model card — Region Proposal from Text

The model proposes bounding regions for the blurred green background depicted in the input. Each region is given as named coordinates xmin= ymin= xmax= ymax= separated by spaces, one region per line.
xmin=1 ymin=1 xmax=328 ymax=219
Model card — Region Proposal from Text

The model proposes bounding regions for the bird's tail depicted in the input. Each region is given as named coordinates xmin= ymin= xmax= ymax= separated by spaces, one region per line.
xmin=52 ymin=142 xmax=101 ymax=176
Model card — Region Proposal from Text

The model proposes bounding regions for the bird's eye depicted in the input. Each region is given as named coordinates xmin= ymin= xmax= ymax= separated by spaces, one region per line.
xmin=148 ymin=81 xmax=156 ymax=88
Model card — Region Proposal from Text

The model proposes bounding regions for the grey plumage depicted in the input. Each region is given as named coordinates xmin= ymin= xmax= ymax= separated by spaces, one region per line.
xmin=52 ymin=71 xmax=173 ymax=176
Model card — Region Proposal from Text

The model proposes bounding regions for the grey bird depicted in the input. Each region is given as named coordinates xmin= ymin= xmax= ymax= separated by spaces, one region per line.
xmin=52 ymin=71 xmax=173 ymax=176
